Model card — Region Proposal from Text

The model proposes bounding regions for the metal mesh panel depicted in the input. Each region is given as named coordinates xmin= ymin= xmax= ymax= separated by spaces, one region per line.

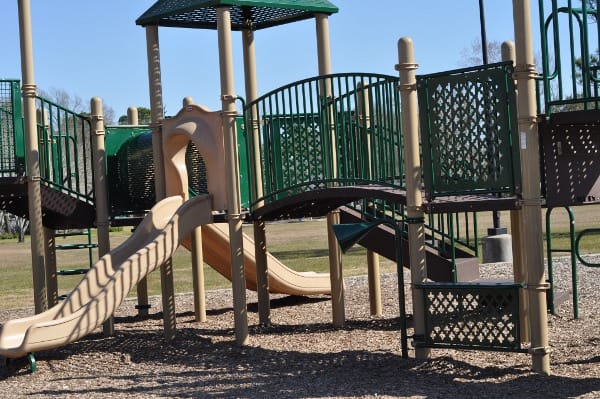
xmin=112 ymin=133 xmax=209 ymax=216
xmin=416 ymin=282 xmax=525 ymax=352
xmin=0 ymin=80 xmax=20 ymax=176
xmin=186 ymin=141 xmax=208 ymax=195
xmin=122 ymin=134 xmax=156 ymax=212
xmin=540 ymin=111 xmax=600 ymax=206
xmin=417 ymin=62 xmax=520 ymax=200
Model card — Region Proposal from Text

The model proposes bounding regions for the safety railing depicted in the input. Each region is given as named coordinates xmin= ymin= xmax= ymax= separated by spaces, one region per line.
xmin=36 ymin=96 xmax=94 ymax=204
xmin=350 ymin=198 xmax=479 ymax=257
xmin=245 ymin=73 xmax=403 ymax=208
xmin=538 ymin=0 xmax=600 ymax=113
xmin=0 ymin=80 xmax=26 ymax=177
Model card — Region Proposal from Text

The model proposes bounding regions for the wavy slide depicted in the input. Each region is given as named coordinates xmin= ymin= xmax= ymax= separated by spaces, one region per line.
xmin=0 ymin=195 xmax=212 ymax=358
xmin=190 ymin=223 xmax=331 ymax=296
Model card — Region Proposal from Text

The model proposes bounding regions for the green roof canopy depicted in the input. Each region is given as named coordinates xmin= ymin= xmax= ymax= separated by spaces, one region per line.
xmin=136 ymin=0 xmax=339 ymax=31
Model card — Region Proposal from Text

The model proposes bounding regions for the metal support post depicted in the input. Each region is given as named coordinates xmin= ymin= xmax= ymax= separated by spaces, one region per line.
xmin=217 ymin=6 xmax=248 ymax=345
xmin=512 ymin=0 xmax=550 ymax=375
xmin=91 ymin=97 xmax=114 ymax=336
xmin=396 ymin=37 xmax=430 ymax=360
xmin=18 ymin=0 xmax=46 ymax=313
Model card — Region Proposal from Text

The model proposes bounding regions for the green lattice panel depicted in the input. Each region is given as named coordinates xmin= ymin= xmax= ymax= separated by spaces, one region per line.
xmin=264 ymin=114 xmax=326 ymax=198
xmin=417 ymin=62 xmax=521 ymax=199
xmin=415 ymin=282 xmax=526 ymax=352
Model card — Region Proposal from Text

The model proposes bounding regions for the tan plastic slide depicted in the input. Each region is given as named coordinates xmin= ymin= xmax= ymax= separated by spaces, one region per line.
xmin=189 ymin=223 xmax=331 ymax=296
xmin=0 ymin=195 xmax=212 ymax=358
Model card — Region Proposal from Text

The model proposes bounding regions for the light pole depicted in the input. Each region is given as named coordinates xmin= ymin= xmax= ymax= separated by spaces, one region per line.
xmin=479 ymin=0 xmax=507 ymax=237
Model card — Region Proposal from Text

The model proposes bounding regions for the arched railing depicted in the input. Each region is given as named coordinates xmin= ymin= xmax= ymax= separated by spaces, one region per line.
xmin=245 ymin=72 xmax=403 ymax=208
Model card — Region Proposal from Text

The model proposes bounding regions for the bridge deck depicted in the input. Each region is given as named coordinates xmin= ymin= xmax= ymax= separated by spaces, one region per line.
xmin=251 ymin=184 xmax=521 ymax=221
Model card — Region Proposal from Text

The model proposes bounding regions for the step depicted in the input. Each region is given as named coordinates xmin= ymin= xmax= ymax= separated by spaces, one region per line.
xmin=56 ymin=268 xmax=89 ymax=276
xmin=56 ymin=243 xmax=98 ymax=250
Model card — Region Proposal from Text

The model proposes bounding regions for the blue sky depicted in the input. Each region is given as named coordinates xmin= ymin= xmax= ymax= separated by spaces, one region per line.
xmin=0 ymin=1 xmax=539 ymax=119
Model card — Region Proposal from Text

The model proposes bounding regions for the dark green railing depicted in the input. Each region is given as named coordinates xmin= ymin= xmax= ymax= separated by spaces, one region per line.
xmin=417 ymin=62 xmax=521 ymax=200
xmin=245 ymin=73 xmax=403 ymax=207
xmin=0 ymin=80 xmax=26 ymax=177
xmin=538 ymin=0 xmax=600 ymax=113
xmin=426 ymin=211 xmax=479 ymax=258
xmin=36 ymin=96 xmax=94 ymax=204
xmin=349 ymin=198 xmax=479 ymax=258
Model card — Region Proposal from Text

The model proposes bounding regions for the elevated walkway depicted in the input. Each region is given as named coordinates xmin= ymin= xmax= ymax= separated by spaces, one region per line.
xmin=0 ymin=178 xmax=95 ymax=230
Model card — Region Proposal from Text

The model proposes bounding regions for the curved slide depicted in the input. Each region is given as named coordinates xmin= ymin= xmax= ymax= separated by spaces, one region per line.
xmin=190 ymin=224 xmax=331 ymax=296
xmin=0 ymin=195 xmax=213 ymax=358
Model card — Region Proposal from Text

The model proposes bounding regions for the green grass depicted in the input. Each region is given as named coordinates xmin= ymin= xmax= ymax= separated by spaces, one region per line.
xmin=0 ymin=205 xmax=598 ymax=311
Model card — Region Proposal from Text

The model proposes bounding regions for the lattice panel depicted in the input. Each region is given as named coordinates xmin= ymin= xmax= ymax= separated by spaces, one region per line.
xmin=417 ymin=62 xmax=520 ymax=199
xmin=540 ymin=110 xmax=600 ymax=206
xmin=417 ymin=282 xmax=525 ymax=352
xmin=265 ymin=115 xmax=326 ymax=196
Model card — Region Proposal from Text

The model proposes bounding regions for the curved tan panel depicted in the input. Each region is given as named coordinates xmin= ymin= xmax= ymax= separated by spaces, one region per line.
xmin=183 ymin=223 xmax=331 ymax=296
xmin=162 ymin=104 xmax=227 ymax=211
xmin=0 ymin=195 xmax=213 ymax=359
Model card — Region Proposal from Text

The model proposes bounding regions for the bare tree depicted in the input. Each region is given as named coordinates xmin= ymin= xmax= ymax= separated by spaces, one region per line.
xmin=38 ymin=87 xmax=115 ymax=125
xmin=459 ymin=39 xmax=503 ymax=67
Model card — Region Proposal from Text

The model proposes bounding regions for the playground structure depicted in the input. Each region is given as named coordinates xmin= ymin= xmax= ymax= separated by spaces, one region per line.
xmin=0 ymin=0 xmax=598 ymax=376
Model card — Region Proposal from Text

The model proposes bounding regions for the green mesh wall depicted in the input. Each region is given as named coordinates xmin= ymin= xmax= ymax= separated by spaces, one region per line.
xmin=109 ymin=132 xmax=208 ymax=217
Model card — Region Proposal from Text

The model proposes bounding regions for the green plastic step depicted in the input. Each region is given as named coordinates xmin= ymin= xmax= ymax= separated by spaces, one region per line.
xmin=56 ymin=243 xmax=98 ymax=250
xmin=56 ymin=268 xmax=89 ymax=276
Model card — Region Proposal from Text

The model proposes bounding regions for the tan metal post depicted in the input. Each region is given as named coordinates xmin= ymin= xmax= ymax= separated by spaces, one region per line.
xmin=44 ymin=227 xmax=57 ymax=307
xmin=146 ymin=25 xmax=166 ymax=199
xmin=316 ymin=13 xmax=344 ymax=327
xmin=145 ymin=24 xmax=176 ymax=339
xmin=91 ymin=97 xmax=114 ymax=336
xmin=242 ymin=28 xmax=270 ymax=326
xmin=127 ymin=106 xmax=150 ymax=317
xmin=357 ymin=81 xmax=382 ymax=317
xmin=18 ymin=0 xmax=46 ymax=313
xmin=502 ymin=40 xmax=531 ymax=343
xmin=397 ymin=37 xmax=430 ymax=360
xmin=181 ymin=96 xmax=208 ymax=323
xmin=512 ymin=0 xmax=550 ymax=375
xmin=191 ymin=227 xmax=206 ymax=322
xmin=127 ymin=106 xmax=139 ymax=126
xmin=217 ymin=6 xmax=248 ymax=345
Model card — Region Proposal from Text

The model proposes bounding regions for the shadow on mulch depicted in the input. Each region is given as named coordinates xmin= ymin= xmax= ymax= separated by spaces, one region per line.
xmin=2 ymin=324 xmax=599 ymax=399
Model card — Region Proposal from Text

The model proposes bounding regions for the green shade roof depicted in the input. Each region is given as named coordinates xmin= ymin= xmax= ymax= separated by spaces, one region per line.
xmin=136 ymin=0 xmax=338 ymax=30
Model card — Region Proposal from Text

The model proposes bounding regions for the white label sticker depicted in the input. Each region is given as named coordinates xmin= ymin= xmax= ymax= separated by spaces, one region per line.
xmin=520 ymin=131 xmax=527 ymax=149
